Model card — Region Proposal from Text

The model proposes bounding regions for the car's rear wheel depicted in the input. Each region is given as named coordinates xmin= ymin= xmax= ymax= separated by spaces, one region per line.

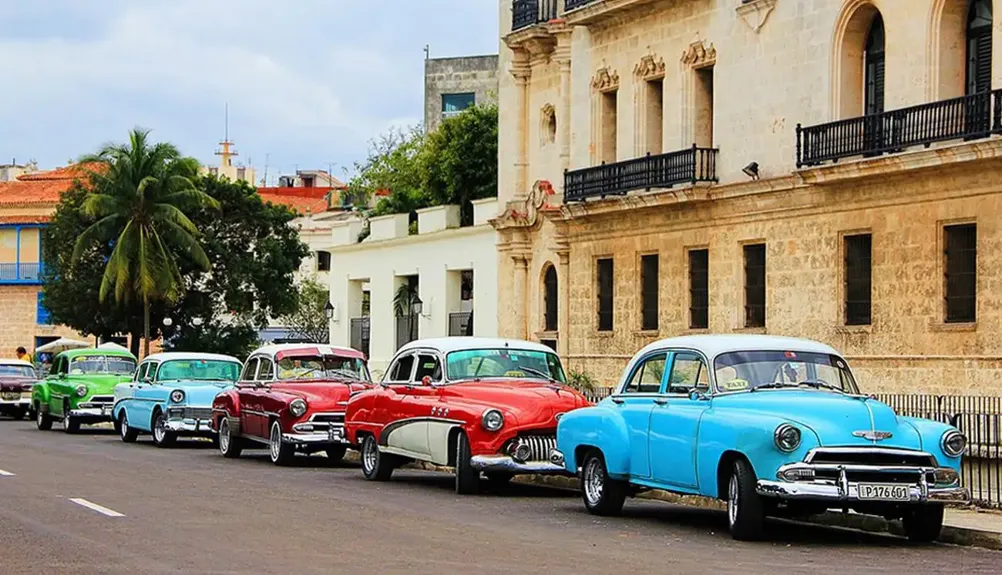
xmin=902 ymin=504 xmax=944 ymax=543
xmin=268 ymin=420 xmax=295 ymax=466
xmin=119 ymin=411 xmax=138 ymax=443
xmin=360 ymin=434 xmax=393 ymax=481
xmin=35 ymin=402 xmax=52 ymax=431
xmin=325 ymin=445 xmax=347 ymax=463
xmin=218 ymin=418 xmax=243 ymax=459
xmin=727 ymin=458 xmax=765 ymax=541
xmin=62 ymin=401 xmax=79 ymax=434
xmin=454 ymin=432 xmax=481 ymax=495
xmin=580 ymin=450 xmax=627 ymax=516
xmin=151 ymin=411 xmax=177 ymax=448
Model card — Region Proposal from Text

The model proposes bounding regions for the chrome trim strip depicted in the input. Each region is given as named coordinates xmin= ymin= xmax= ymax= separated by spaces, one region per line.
xmin=469 ymin=455 xmax=569 ymax=475
xmin=281 ymin=432 xmax=336 ymax=445
xmin=757 ymin=479 xmax=969 ymax=503
xmin=164 ymin=419 xmax=214 ymax=433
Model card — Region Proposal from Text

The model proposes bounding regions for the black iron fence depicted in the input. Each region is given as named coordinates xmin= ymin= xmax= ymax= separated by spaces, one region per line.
xmin=349 ymin=317 xmax=370 ymax=358
xmin=512 ymin=0 xmax=559 ymax=31
xmin=797 ymin=89 xmax=1002 ymax=167
xmin=448 ymin=311 xmax=473 ymax=337
xmin=564 ymin=146 xmax=718 ymax=203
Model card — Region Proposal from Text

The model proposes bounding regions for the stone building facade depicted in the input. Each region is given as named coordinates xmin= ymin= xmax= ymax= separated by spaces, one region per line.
xmin=424 ymin=54 xmax=500 ymax=132
xmin=494 ymin=0 xmax=1002 ymax=395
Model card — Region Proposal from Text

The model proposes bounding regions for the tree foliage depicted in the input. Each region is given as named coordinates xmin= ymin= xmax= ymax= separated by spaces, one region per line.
xmin=279 ymin=276 xmax=331 ymax=344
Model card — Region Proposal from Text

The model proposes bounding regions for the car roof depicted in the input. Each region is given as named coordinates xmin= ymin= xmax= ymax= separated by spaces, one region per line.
xmin=0 ymin=359 xmax=33 ymax=367
xmin=141 ymin=352 xmax=241 ymax=363
xmin=59 ymin=348 xmax=136 ymax=359
xmin=397 ymin=337 xmax=557 ymax=355
xmin=250 ymin=343 xmax=366 ymax=360
xmin=636 ymin=334 xmax=841 ymax=359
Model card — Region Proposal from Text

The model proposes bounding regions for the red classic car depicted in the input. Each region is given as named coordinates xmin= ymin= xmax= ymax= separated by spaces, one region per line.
xmin=0 ymin=360 xmax=39 ymax=420
xmin=344 ymin=337 xmax=590 ymax=494
xmin=211 ymin=344 xmax=372 ymax=466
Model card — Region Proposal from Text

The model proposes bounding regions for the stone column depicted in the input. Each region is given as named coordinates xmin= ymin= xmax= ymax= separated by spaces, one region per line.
xmin=556 ymin=246 xmax=571 ymax=362
xmin=554 ymin=29 xmax=573 ymax=175
xmin=511 ymin=49 xmax=532 ymax=200
xmin=511 ymin=254 xmax=529 ymax=340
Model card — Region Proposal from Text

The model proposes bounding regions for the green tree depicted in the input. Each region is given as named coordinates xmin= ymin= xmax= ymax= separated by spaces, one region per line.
xmin=279 ymin=276 xmax=331 ymax=344
xmin=345 ymin=126 xmax=429 ymax=215
xmin=72 ymin=129 xmax=218 ymax=356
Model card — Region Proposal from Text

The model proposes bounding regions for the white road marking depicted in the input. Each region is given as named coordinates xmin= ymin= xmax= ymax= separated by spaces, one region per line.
xmin=0 ymin=469 xmax=14 ymax=476
xmin=69 ymin=498 xmax=125 ymax=517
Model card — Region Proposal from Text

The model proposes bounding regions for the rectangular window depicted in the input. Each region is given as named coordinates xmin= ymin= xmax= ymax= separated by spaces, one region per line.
xmin=644 ymin=79 xmax=663 ymax=154
xmin=597 ymin=258 xmax=614 ymax=332
xmin=316 ymin=250 xmax=331 ymax=272
xmin=640 ymin=254 xmax=659 ymax=331
xmin=601 ymin=90 xmax=618 ymax=163
xmin=944 ymin=223 xmax=977 ymax=323
xmin=844 ymin=234 xmax=872 ymax=326
xmin=694 ymin=66 xmax=714 ymax=147
xmin=36 ymin=291 xmax=51 ymax=325
xmin=743 ymin=244 xmax=766 ymax=328
xmin=688 ymin=249 xmax=709 ymax=329
xmin=442 ymin=93 xmax=475 ymax=117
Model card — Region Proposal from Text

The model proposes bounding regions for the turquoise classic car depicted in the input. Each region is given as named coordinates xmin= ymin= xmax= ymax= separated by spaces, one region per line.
xmin=112 ymin=352 xmax=242 ymax=447
xmin=554 ymin=335 xmax=968 ymax=543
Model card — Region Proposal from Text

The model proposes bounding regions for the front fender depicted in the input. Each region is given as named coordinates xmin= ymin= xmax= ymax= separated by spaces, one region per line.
xmin=32 ymin=382 xmax=52 ymax=408
xmin=900 ymin=416 xmax=963 ymax=471
xmin=556 ymin=401 xmax=631 ymax=476
xmin=211 ymin=390 xmax=241 ymax=430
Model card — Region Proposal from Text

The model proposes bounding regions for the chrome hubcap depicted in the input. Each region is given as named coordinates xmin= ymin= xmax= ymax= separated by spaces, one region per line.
xmin=37 ymin=409 xmax=43 ymax=425
xmin=583 ymin=458 xmax=604 ymax=506
xmin=121 ymin=417 xmax=128 ymax=438
xmin=270 ymin=424 xmax=281 ymax=461
xmin=728 ymin=474 xmax=739 ymax=526
xmin=219 ymin=422 xmax=230 ymax=452
xmin=154 ymin=416 xmax=165 ymax=442
xmin=363 ymin=438 xmax=377 ymax=472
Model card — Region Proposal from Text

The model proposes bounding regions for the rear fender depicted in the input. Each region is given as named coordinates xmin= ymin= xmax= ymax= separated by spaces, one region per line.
xmin=556 ymin=403 xmax=631 ymax=476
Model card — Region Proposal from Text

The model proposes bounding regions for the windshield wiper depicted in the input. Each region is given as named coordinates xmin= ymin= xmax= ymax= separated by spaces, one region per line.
xmin=797 ymin=380 xmax=846 ymax=394
xmin=750 ymin=382 xmax=799 ymax=392
xmin=516 ymin=367 xmax=558 ymax=383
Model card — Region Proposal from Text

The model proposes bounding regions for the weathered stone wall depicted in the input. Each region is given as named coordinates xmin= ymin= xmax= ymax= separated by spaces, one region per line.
xmin=0 ymin=285 xmax=89 ymax=355
xmin=424 ymin=55 xmax=499 ymax=133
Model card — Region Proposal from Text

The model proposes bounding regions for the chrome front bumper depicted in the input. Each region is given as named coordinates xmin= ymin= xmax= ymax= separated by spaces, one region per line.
xmin=282 ymin=431 xmax=338 ymax=445
xmin=470 ymin=449 xmax=569 ymax=475
xmin=0 ymin=397 xmax=30 ymax=408
xmin=165 ymin=418 xmax=214 ymax=434
xmin=757 ymin=463 xmax=969 ymax=503
xmin=68 ymin=406 xmax=114 ymax=419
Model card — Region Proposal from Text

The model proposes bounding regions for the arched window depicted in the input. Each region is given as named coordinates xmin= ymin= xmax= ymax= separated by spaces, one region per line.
xmin=543 ymin=265 xmax=558 ymax=332
xmin=967 ymin=0 xmax=993 ymax=94
xmin=864 ymin=14 xmax=886 ymax=115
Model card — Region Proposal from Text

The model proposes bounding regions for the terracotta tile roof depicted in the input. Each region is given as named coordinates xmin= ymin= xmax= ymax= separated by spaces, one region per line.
xmin=0 ymin=163 xmax=100 ymax=208
xmin=256 ymin=186 xmax=337 ymax=215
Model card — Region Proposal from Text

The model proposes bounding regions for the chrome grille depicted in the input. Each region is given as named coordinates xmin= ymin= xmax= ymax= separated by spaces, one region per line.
xmin=179 ymin=407 xmax=212 ymax=420
xmin=88 ymin=395 xmax=114 ymax=405
xmin=307 ymin=412 xmax=345 ymax=430
xmin=806 ymin=448 xmax=937 ymax=467
xmin=516 ymin=435 xmax=556 ymax=462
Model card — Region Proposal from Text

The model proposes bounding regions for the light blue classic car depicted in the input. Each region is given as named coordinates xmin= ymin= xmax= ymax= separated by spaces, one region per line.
xmin=112 ymin=352 xmax=242 ymax=447
xmin=554 ymin=335 xmax=968 ymax=542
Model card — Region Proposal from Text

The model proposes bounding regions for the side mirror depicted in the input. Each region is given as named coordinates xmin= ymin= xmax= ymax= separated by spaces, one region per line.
xmin=58 ymin=373 xmax=66 ymax=380
xmin=142 ymin=376 xmax=153 ymax=385
xmin=689 ymin=389 xmax=708 ymax=402
xmin=421 ymin=375 xmax=432 ymax=387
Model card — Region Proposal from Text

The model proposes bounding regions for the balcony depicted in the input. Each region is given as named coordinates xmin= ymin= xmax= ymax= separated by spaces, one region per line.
xmin=797 ymin=89 xmax=1002 ymax=168
xmin=565 ymin=0 xmax=597 ymax=10
xmin=564 ymin=146 xmax=718 ymax=203
xmin=0 ymin=262 xmax=44 ymax=285
xmin=512 ymin=0 xmax=559 ymax=31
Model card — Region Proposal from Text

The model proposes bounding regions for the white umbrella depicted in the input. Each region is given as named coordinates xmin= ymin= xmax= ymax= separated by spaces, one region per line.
xmin=35 ymin=337 xmax=91 ymax=354
xmin=98 ymin=342 xmax=130 ymax=352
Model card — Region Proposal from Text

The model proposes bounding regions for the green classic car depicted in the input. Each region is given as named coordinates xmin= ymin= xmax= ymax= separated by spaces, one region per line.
xmin=33 ymin=348 xmax=138 ymax=433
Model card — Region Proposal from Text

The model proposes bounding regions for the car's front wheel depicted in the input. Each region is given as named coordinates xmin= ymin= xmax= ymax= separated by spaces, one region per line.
xmin=218 ymin=418 xmax=243 ymax=459
xmin=360 ymin=434 xmax=393 ymax=481
xmin=35 ymin=402 xmax=52 ymax=431
xmin=727 ymin=458 xmax=765 ymax=541
xmin=62 ymin=402 xmax=79 ymax=434
xmin=268 ymin=420 xmax=295 ymax=466
xmin=902 ymin=504 xmax=944 ymax=543
xmin=580 ymin=450 xmax=627 ymax=516
xmin=454 ymin=432 xmax=481 ymax=495
xmin=151 ymin=411 xmax=177 ymax=448
xmin=119 ymin=412 xmax=138 ymax=443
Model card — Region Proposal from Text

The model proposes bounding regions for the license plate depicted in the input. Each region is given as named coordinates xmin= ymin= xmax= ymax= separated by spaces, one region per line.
xmin=329 ymin=427 xmax=345 ymax=442
xmin=858 ymin=483 xmax=910 ymax=501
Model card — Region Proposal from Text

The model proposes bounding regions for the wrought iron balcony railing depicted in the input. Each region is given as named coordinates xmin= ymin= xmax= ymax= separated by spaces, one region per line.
xmin=564 ymin=145 xmax=718 ymax=203
xmin=797 ymin=89 xmax=1002 ymax=168
xmin=0 ymin=262 xmax=44 ymax=284
xmin=512 ymin=0 xmax=559 ymax=31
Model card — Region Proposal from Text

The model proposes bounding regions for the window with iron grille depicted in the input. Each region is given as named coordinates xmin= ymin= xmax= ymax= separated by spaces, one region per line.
xmin=688 ymin=249 xmax=709 ymax=329
xmin=743 ymin=244 xmax=766 ymax=328
xmin=844 ymin=234 xmax=872 ymax=326
xmin=944 ymin=224 xmax=977 ymax=323
xmin=967 ymin=0 xmax=993 ymax=95
xmin=544 ymin=265 xmax=558 ymax=332
xmin=597 ymin=258 xmax=614 ymax=331
xmin=640 ymin=254 xmax=659 ymax=331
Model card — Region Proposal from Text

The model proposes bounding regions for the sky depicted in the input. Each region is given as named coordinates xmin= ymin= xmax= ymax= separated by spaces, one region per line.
xmin=0 ymin=0 xmax=499 ymax=184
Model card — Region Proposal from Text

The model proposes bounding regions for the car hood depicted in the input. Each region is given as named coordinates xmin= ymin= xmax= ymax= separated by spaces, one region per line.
xmin=163 ymin=381 xmax=233 ymax=406
xmin=0 ymin=377 xmax=39 ymax=392
xmin=440 ymin=381 xmax=589 ymax=428
xmin=270 ymin=381 xmax=370 ymax=411
xmin=713 ymin=390 xmax=924 ymax=451
xmin=69 ymin=374 xmax=134 ymax=393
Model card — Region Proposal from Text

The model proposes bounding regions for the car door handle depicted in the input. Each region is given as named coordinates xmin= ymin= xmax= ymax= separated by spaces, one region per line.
xmin=610 ymin=397 xmax=624 ymax=404
xmin=653 ymin=398 xmax=668 ymax=406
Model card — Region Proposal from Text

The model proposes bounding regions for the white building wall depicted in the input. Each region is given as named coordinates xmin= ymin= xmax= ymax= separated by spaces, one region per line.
xmin=328 ymin=202 xmax=499 ymax=377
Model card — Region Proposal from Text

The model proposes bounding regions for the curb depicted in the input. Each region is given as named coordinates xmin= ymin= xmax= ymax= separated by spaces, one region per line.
xmin=342 ymin=453 xmax=1002 ymax=550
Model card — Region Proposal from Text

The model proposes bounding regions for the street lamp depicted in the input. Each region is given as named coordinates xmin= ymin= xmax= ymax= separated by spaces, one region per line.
xmin=192 ymin=317 xmax=204 ymax=327
xmin=411 ymin=296 xmax=423 ymax=317
xmin=324 ymin=301 xmax=335 ymax=320
xmin=163 ymin=317 xmax=173 ymax=327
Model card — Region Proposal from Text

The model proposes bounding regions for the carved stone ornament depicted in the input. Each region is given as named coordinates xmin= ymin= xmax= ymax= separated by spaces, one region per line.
xmin=681 ymin=39 xmax=716 ymax=67
xmin=736 ymin=0 xmax=776 ymax=33
xmin=591 ymin=66 xmax=620 ymax=92
xmin=494 ymin=180 xmax=557 ymax=229
xmin=634 ymin=53 xmax=666 ymax=80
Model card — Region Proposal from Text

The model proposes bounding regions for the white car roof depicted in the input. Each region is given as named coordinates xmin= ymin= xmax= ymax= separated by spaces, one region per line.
xmin=141 ymin=352 xmax=241 ymax=363
xmin=397 ymin=337 xmax=557 ymax=355
xmin=0 ymin=359 xmax=34 ymax=367
xmin=249 ymin=343 xmax=362 ymax=358
xmin=636 ymin=334 xmax=842 ymax=359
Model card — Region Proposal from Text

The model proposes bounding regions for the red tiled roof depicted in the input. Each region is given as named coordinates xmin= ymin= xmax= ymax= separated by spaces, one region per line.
xmin=0 ymin=163 xmax=101 ymax=207
xmin=256 ymin=186 xmax=337 ymax=215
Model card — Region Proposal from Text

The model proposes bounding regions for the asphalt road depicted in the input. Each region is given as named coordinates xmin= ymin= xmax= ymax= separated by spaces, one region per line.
xmin=0 ymin=420 xmax=999 ymax=575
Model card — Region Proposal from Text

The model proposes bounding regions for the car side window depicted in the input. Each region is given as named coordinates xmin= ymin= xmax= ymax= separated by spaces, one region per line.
xmin=623 ymin=353 xmax=667 ymax=394
xmin=413 ymin=353 xmax=442 ymax=383
xmin=146 ymin=362 xmax=160 ymax=382
xmin=388 ymin=354 xmax=416 ymax=383
xmin=667 ymin=352 xmax=710 ymax=394
xmin=257 ymin=358 xmax=275 ymax=381
xmin=240 ymin=358 xmax=259 ymax=382
xmin=133 ymin=363 xmax=146 ymax=382
xmin=58 ymin=357 xmax=68 ymax=375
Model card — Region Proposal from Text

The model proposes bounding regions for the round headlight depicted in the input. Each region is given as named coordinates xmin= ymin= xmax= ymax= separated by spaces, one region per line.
xmin=942 ymin=430 xmax=967 ymax=457
xmin=482 ymin=409 xmax=504 ymax=432
xmin=170 ymin=390 xmax=185 ymax=403
xmin=75 ymin=384 xmax=87 ymax=397
xmin=290 ymin=398 xmax=308 ymax=417
xmin=774 ymin=424 xmax=801 ymax=453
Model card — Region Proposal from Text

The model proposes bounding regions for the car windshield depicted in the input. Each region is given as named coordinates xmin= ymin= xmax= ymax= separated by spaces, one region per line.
xmin=713 ymin=350 xmax=859 ymax=394
xmin=157 ymin=359 xmax=241 ymax=382
xmin=446 ymin=348 xmax=567 ymax=383
xmin=276 ymin=355 xmax=369 ymax=382
xmin=0 ymin=364 xmax=35 ymax=378
xmin=69 ymin=355 xmax=137 ymax=375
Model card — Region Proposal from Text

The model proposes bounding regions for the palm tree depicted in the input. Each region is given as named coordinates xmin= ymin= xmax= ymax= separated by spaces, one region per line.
xmin=72 ymin=128 xmax=218 ymax=357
